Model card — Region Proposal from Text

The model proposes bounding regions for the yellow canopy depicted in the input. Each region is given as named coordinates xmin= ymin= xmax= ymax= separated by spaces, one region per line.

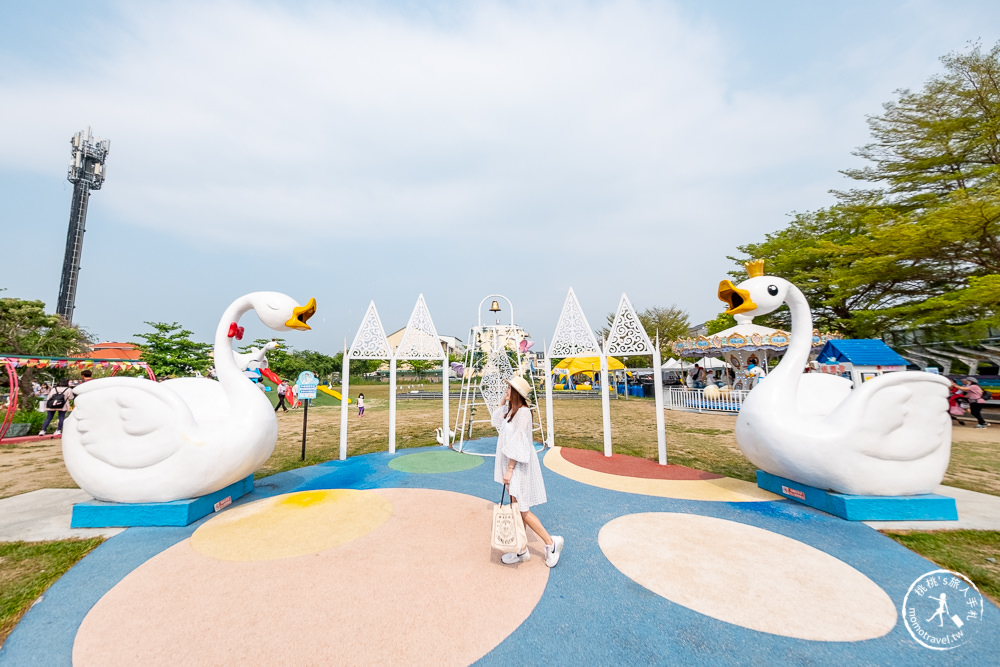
xmin=553 ymin=356 xmax=626 ymax=375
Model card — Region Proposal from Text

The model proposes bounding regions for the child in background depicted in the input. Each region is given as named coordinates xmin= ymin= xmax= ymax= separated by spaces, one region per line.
xmin=358 ymin=393 xmax=365 ymax=417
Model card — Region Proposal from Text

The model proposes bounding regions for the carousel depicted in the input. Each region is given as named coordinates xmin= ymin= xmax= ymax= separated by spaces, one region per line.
xmin=670 ymin=317 xmax=838 ymax=390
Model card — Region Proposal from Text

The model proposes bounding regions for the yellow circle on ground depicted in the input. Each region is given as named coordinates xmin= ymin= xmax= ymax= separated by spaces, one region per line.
xmin=544 ymin=447 xmax=779 ymax=502
xmin=191 ymin=489 xmax=391 ymax=561
xmin=599 ymin=513 xmax=897 ymax=641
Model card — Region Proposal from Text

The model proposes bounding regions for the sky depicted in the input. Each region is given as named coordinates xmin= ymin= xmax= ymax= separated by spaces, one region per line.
xmin=2 ymin=0 xmax=1000 ymax=356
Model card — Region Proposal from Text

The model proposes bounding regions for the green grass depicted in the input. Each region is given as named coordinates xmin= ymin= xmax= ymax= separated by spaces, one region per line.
xmin=0 ymin=538 xmax=103 ymax=647
xmin=882 ymin=530 xmax=1000 ymax=604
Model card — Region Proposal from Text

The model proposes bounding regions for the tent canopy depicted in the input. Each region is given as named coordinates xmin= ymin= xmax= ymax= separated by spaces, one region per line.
xmin=662 ymin=357 xmax=730 ymax=371
xmin=553 ymin=356 xmax=625 ymax=375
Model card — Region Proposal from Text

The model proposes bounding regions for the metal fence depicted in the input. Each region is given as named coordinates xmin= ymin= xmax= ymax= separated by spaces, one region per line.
xmin=663 ymin=387 xmax=750 ymax=413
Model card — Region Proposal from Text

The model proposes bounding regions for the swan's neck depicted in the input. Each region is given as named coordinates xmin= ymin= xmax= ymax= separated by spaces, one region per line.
xmin=772 ymin=284 xmax=813 ymax=383
xmin=215 ymin=297 xmax=255 ymax=391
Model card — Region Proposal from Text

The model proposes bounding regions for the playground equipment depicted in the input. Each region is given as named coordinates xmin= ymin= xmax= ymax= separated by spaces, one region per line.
xmin=719 ymin=260 xmax=951 ymax=496
xmin=318 ymin=385 xmax=350 ymax=402
xmin=61 ymin=292 xmax=316 ymax=503
xmin=452 ymin=294 xmax=545 ymax=453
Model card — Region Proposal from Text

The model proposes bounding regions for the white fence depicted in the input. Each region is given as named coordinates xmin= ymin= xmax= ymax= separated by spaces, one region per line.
xmin=663 ymin=387 xmax=750 ymax=413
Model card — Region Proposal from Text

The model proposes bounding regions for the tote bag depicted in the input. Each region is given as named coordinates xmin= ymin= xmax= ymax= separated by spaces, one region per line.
xmin=491 ymin=485 xmax=527 ymax=553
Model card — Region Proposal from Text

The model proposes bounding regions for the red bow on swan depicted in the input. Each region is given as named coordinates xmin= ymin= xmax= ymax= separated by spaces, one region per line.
xmin=227 ymin=322 xmax=244 ymax=340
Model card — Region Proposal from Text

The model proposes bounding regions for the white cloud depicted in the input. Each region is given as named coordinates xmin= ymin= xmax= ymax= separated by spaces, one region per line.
xmin=0 ymin=0 xmax=848 ymax=253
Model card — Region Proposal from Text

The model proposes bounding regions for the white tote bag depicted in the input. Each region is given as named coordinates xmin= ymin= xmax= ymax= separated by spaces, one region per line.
xmin=491 ymin=485 xmax=527 ymax=553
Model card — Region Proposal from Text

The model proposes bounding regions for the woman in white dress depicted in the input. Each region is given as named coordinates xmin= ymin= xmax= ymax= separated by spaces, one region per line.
xmin=492 ymin=375 xmax=564 ymax=567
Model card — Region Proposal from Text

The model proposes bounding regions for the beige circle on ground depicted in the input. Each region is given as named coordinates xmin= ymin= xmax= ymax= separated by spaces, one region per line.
xmin=545 ymin=447 xmax=780 ymax=502
xmin=191 ymin=489 xmax=392 ymax=561
xmin=599 ymin=512 xmax=897 ymax=641
xmin=74 ymin=488 xmax=549 ymax=667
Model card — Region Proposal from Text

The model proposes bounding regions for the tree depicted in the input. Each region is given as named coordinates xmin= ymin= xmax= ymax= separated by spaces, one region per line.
xmin=0 ymin=296 xmax=91 ymax=409
xmin=406 ymin=359 xmax=436 ymax=380
xmin=132 ymin=322 xmax=211 ymax=379
xmin=734 ymin=42 xmax=1000 ymax=341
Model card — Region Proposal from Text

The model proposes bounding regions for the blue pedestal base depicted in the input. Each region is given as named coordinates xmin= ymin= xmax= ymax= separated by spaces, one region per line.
xmin=756 ymin=471 xmax=958 ymax=521
xmin=71 ymin=475 xmax=255 ymax=528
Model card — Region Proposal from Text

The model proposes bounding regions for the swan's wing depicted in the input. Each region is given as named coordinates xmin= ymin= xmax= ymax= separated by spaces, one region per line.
xmin=69 ymin=378 xmax=196 ymax=469
xmin=846 ymin=372 xmax=951 ymax=462
xmin=796 ymin=374 xmax=853 ymax=417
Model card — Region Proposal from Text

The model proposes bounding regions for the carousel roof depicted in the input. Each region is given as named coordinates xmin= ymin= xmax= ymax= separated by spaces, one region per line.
xmin=670 ymin=320 xmax=837 ymax=359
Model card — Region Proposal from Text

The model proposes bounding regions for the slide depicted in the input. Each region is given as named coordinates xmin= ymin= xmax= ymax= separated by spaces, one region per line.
xmin=259 ymin=367 xmax=282 ymax=385
xmin=319 ymin=385 xmax=351 ymax=403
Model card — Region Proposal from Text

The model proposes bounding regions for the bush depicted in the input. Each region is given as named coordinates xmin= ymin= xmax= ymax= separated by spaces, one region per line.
xmin=10 ymin=409 xmax=45 ymax=432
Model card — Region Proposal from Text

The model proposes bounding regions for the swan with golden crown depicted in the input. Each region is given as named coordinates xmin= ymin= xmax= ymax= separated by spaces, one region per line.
xmin=718 ymin=261 xmax=951 ymax=496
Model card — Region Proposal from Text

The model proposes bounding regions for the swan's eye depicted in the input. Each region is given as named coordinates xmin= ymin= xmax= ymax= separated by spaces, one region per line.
xmin=767 ymin=285 xmax=779 ymax=296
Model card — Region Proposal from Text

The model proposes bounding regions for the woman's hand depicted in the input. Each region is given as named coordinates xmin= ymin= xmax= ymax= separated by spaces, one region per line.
xmin=503 ymin=467 xmax=514 ymax=485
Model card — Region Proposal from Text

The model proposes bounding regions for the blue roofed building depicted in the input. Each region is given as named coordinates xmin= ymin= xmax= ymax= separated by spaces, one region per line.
xmin=814 ymin=339 xmax=912 ymax=386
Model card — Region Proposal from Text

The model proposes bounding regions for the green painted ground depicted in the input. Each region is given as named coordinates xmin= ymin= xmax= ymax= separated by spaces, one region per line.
xmin=388 ymin=450 xmax=484 ymax=474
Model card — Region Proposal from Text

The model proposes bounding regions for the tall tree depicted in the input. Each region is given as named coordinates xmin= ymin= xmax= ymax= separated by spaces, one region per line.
xmin=734 ymin=42 xmax=1000 ymax=341
xmin=0 ymin=296 xmax=91 ymax=409
xmin=132 ymin=322 xmax=211 ymax=379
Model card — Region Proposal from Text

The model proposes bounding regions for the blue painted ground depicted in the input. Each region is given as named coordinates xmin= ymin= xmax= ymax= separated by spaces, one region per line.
xmin=3 ymin=444 xmax=998 ymax=666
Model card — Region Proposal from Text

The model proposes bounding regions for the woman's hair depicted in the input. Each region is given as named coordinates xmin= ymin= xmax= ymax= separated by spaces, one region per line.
xmin=57 ymin=378 xmax=70 ymax=387
xmin=507 ymin=386 xmax=527 ymax=422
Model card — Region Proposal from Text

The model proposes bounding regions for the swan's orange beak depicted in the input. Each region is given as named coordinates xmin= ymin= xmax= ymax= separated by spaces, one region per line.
xmin=718 ymin=281 xmax=756 ymax=315
xmin=286 ymin=298 xmax=316 ymax=330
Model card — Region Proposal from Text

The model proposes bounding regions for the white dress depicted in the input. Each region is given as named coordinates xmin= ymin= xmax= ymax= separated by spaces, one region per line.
xmin=492 ymin=404 xmax=547 ymax=511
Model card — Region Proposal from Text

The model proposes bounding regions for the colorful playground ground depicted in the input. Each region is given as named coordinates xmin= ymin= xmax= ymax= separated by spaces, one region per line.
xmin=2 ymin=442 xmax=998 ymax=665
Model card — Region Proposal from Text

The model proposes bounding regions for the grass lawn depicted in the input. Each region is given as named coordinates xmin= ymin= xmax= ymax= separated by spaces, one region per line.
xmin=882 ymin=530 xmax=1000 ymax=605
xmin=0 ymin=538 xmax=103 ymax=647
xmin=2 ymin=383 xmax=998 ymax=646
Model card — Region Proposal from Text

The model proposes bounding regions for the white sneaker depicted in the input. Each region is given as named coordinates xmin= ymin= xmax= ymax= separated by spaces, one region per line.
xmin=54 ymin=430 xmax=61 ymax=436
xmin=501 ymin=550 xmax=530 ymax=565
xmin=38 ymin=430 xmax=45 ymax=436
xmin=545 ymin=536 xmax=564 ymax=568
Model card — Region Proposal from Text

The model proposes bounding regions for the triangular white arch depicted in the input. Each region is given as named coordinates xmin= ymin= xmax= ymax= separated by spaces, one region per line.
xmin=348 ymin=301 xmax=392 ymax=359
xmin=548 ymin=287 xmax=601 ymax=358
xmin=604 ymin=293 xmax=654 ymax=356
xmin=395 ymin=294 xmax=445 ymax=360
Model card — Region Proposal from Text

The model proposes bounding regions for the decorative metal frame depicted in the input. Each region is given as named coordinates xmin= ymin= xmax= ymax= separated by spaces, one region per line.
xmin=548 ymin=287 xmax=601 ymax=359
xmin=348 ymin=302 xmax=392 ymax=359
xmin=395 ymin=294 xmax=446 ymax=360
xmin=480 ymin=348 xmax=515 ymax=418
xmin=605 ymin=293 xmax=654 ymax=356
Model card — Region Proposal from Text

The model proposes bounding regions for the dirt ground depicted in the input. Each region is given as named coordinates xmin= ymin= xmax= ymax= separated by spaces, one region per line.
xmin=3 ymin=388 xmax=998 ymax=499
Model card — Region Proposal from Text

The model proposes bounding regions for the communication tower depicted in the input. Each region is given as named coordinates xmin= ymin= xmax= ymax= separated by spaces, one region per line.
xmin=57 ymin=127 xmax=110 ymax=322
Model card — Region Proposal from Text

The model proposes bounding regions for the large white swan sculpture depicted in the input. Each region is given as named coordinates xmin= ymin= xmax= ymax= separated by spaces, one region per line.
xmin=718 ymin=261 xmax=951 ymax=496
xmin=63 ymin=292 xmax=316 ymax=504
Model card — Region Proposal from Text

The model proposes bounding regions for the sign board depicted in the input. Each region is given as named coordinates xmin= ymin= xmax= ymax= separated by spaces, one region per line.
xmin=297 ymin=371 xmax=319 ymax=400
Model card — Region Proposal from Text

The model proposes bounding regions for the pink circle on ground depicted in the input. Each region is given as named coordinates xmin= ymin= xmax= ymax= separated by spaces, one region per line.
xmin=73 ymin=488 xmax=548 ymax=666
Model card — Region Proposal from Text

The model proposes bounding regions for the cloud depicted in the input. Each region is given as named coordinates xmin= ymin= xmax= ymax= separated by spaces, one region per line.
xmin=0 ymin=0 xmax=847 ymax=255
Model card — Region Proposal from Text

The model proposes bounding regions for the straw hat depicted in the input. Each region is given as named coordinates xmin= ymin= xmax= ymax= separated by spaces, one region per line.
xmin=506 ymin=375 xmax=532 ymax=404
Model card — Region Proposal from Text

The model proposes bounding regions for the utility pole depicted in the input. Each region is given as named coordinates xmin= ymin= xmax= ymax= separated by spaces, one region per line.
xmin=57 ymin=127 xmax=110 ymax=322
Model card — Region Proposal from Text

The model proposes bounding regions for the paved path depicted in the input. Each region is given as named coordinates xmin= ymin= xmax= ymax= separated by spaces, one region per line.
xmin=2 ymin=445 xmax=998 ymax=665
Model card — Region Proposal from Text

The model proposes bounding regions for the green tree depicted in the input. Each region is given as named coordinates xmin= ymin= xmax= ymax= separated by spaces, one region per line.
xmin=0 ymin=296 xmax=91 ymax=409
xmin=132 ymin=322 xmax=211 ymax=379
xmin=704 ymin=312 xmax=736 ymax=335
xmin=734 ymin=42 xmax=1000 ymax=341
xmin=406 ymin=359 xmax=436 ymax=380
xmin=0 ymin=297 xmax=90 ymax=410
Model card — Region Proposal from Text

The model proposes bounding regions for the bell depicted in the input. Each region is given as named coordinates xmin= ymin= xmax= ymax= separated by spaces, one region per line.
xmin=489 ymin=300 xmax=501 ymax=313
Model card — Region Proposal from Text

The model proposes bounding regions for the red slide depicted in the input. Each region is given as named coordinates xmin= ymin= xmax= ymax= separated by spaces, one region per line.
xmin=259 ymin=367 xmax=282 ymax=385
